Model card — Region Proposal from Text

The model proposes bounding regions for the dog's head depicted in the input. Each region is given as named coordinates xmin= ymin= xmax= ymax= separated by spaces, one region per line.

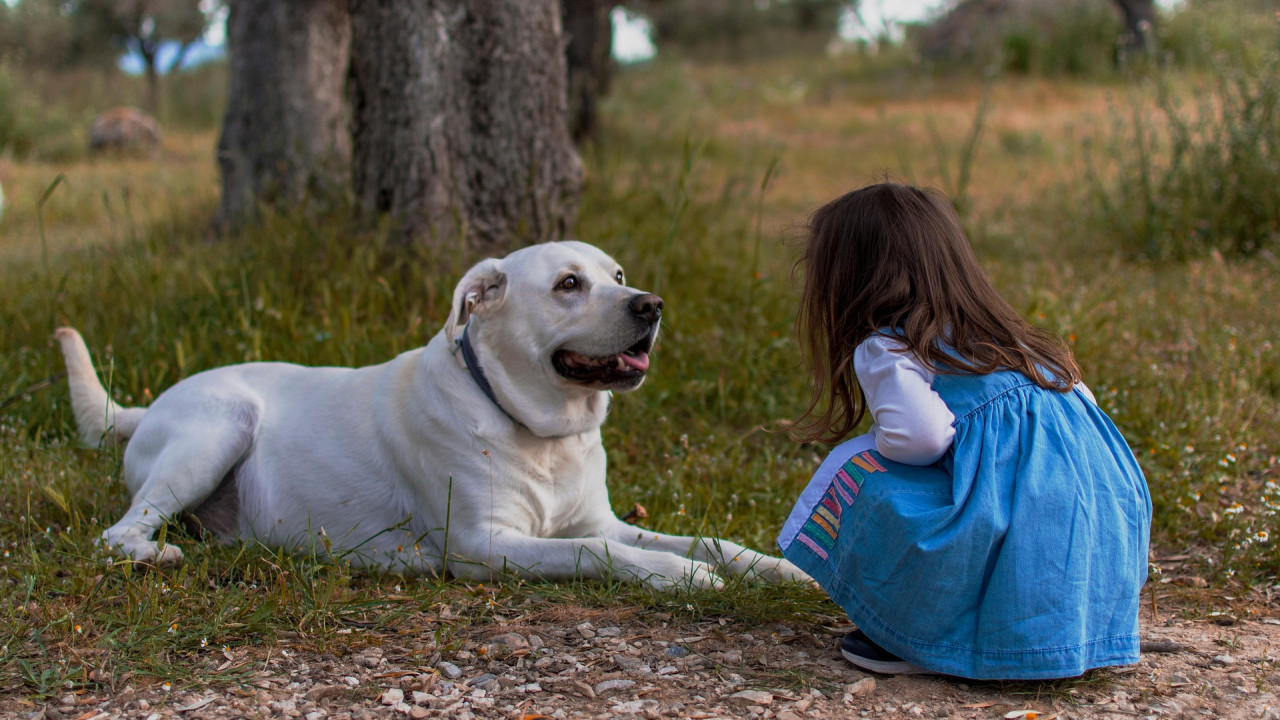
xmin=444 ymin=241 xmax=663 ymax=436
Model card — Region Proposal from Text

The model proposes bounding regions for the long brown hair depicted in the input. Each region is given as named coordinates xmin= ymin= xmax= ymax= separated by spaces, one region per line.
xmin=792 ymin=182 xmax=1081 ymax=444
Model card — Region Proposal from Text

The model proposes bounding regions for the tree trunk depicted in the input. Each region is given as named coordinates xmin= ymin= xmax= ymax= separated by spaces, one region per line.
xmin=214 ymin=0 xmax=352 ymax=233
xmin=167 ymin=41 xmax=195 ymax=75
xmin=349 ymin=0 xmax=584 ymax=253
xmin=1112 ymin=0 xmax=1156 ymax=60
xmin=562 ymin=0 xmax=614 ymax=142
xmin=142 ymin=51 xmax=159 ymax=117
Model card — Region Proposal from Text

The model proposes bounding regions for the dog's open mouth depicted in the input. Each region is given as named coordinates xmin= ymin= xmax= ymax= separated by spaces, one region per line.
xmin=553 ymin=335 xmax=653 ymax=387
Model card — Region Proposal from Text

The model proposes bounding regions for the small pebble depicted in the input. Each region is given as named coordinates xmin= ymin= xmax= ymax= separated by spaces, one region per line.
xmin=729 ymin=690 xmax=774 ymax=706
xmin=846 ymin=677 xmax=876 ymax=697
xmin=594 ymin=678 xmax=635 ymax=695
xmin=378 ymin=688 xmax=403 ymax=706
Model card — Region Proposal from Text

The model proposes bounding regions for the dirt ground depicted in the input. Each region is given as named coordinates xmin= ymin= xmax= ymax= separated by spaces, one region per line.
xmin=7 ymin=599 xmax=1279 ymax=720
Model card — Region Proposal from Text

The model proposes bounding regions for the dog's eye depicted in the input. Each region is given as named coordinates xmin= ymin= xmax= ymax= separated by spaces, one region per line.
xmin=615 ymin=270 xmax=625 ymax=284
xmin=557 ymin=275 xmax=580 ymax=291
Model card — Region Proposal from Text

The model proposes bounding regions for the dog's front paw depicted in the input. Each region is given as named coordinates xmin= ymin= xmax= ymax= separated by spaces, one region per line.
xmin=730 ymin=554 xmax=816 ymax=585
xmin=99 ymin=532 xmax=185 ymax=568
xmin=143 ymin=543 xmax=185 ymax=567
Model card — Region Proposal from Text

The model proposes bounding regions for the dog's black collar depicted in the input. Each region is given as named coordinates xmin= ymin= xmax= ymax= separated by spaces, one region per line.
xmin=457 ymin=324 xmax=524 ymax=429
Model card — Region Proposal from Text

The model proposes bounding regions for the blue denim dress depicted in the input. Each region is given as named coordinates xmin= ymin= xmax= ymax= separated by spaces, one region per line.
xmin=779 ymin=368 xmax=1152 ymax=680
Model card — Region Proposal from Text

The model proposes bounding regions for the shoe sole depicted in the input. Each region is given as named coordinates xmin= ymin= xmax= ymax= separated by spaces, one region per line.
xmin=840 ymin=647 xmax=932 ymax=675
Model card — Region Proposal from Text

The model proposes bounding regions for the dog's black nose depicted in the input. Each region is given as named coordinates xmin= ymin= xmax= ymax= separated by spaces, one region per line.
xmin=628 ymin=293 xmax=664 ymax=323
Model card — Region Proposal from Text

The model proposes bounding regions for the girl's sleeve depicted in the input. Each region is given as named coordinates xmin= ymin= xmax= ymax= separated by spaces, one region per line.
xmin=1075 ymin=381 xmax=1097 ymax=405
xmin=854 ymin=335 xmax=955 ymax=466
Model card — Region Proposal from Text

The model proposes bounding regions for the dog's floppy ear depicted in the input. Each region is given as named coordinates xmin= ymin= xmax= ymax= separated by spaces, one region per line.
xmin=445 ymin=258 xmax=507 ymax=343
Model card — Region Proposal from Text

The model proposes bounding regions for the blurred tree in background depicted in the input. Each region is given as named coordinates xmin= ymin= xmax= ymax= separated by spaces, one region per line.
xmin=213 ymin=0 xmax=350 ymax=233
xmin=914 ymin=0 xmax=1132 ymax=77
xmin=563 ymin=0 xmax=614 ymax=141
xmin=0 ymin=0 xmax=114 ymax=69
xmin=346 ymin=0 xmax=583 ymax=252
xmin=214 ymin=0 xmax=583 ymax=254
xmin=637 ymin=0 xmax=853 ymax=59
xmin=0 ymin=0 xmax=223 ymax=158
xmin=71 ymin=0 xmax=217 ymax=114
xmin=1113 ymin=0 xmax=1157 ymax=59
xmin=914 ymin=0 xmax=1272 ymax=77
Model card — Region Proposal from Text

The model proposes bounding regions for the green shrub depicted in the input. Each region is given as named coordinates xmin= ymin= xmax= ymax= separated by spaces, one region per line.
xmin=0 ymin=65 xmax=101 ymax=161
xmin=1158 ymin=0 xmax=1278 ymax=69
xmin=161 ymin=61 xmax=227 ymax=131
xmin=0 ymin=65 xmax=38 ymax=156
xmin=912 ymin=0 xmax=1126 ymax=80
xmin=32 ymin=110 xmax=88 ymax=163
xmin=645 ymin=0 xmax=845 ymax=61
xmin=914 ymin=0 xmax=1277 ymax=80
xmin=1083 ymin=50 xmax=1280 ymax=260
xmin=1002 ymin=0 xmax=1121 ymax=78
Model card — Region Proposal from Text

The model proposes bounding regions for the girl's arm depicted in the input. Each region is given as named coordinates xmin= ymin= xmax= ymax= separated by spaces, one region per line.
xmin=854 ymin=335 xmax=955 ymax=466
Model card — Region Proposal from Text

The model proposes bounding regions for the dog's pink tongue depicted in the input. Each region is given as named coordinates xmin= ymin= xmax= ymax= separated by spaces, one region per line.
xmin=621 ymin=351 xmax=650 ymax=372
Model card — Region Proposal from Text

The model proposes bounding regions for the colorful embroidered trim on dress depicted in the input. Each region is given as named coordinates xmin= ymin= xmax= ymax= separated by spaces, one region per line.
xmin=794 ymin=450 xmax=886 ymax=559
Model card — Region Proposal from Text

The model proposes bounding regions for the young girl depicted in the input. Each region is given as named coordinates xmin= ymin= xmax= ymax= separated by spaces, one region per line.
xmin=778 ymin=182 xmax=1151 ymax=680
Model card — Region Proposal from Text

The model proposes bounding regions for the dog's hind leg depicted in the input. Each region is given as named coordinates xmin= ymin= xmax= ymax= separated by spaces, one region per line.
xmin=102 ymin=406 xmax=257 ymax=566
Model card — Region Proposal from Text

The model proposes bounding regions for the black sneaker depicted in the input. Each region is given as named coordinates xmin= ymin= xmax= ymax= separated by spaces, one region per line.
xmin=840 ymin=629 xmax=930 ymax=675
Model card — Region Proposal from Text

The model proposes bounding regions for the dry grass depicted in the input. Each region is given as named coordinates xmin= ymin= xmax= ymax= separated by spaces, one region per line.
xmin=0 ymin=131 xmax=218 ymax=261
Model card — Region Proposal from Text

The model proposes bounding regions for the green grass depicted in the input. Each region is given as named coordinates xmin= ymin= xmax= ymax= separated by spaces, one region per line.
xmin=2 ymin=47 xmax=1279 ymax=697
xmin=1082 ymin=52 xmax=1280 ymax=260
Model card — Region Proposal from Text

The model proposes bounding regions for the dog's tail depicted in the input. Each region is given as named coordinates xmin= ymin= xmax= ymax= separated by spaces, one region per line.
xmin=54 ymin=327 xmax=146 ymax=447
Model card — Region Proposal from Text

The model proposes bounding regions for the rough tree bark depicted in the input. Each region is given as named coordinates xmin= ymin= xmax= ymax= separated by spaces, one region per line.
xmin=349 ymin=0 xmax=584 ymax=253
xmin=214 ymin=0 xmax=352 ymax=233
xmin=1112 ymin=0 xmax=1157 ymax=60
xmin=562 ymin=0 xmax=614 ymax=142
xmin=140 ymin=43 xmax=159 ymax=115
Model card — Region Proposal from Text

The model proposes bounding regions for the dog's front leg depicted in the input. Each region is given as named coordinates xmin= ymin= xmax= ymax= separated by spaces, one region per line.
xmin=601 ymin=519 xmax=812 ymax=584
xmin=445 ymin=528 xmax=724 ymax=590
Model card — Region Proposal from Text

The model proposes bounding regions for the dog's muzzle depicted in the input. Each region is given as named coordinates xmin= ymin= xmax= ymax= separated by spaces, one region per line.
xmin=552 ymin=293 xmax=663 ymax=390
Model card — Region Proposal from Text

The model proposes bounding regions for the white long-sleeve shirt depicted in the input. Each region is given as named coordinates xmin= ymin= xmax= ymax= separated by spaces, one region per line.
xmin=854 ymin=334 xmax=956 ymax=466
xmin=853 ymin=335 xmax=1095 ymax=466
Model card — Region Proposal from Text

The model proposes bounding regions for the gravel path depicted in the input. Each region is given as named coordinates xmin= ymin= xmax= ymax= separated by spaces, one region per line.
xmin=9 ymin=604 xmax=1279 ymax=720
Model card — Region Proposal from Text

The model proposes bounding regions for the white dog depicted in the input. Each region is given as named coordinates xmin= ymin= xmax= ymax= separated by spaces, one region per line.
xmin=57 ymin=241 xmax=807 ymax=589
